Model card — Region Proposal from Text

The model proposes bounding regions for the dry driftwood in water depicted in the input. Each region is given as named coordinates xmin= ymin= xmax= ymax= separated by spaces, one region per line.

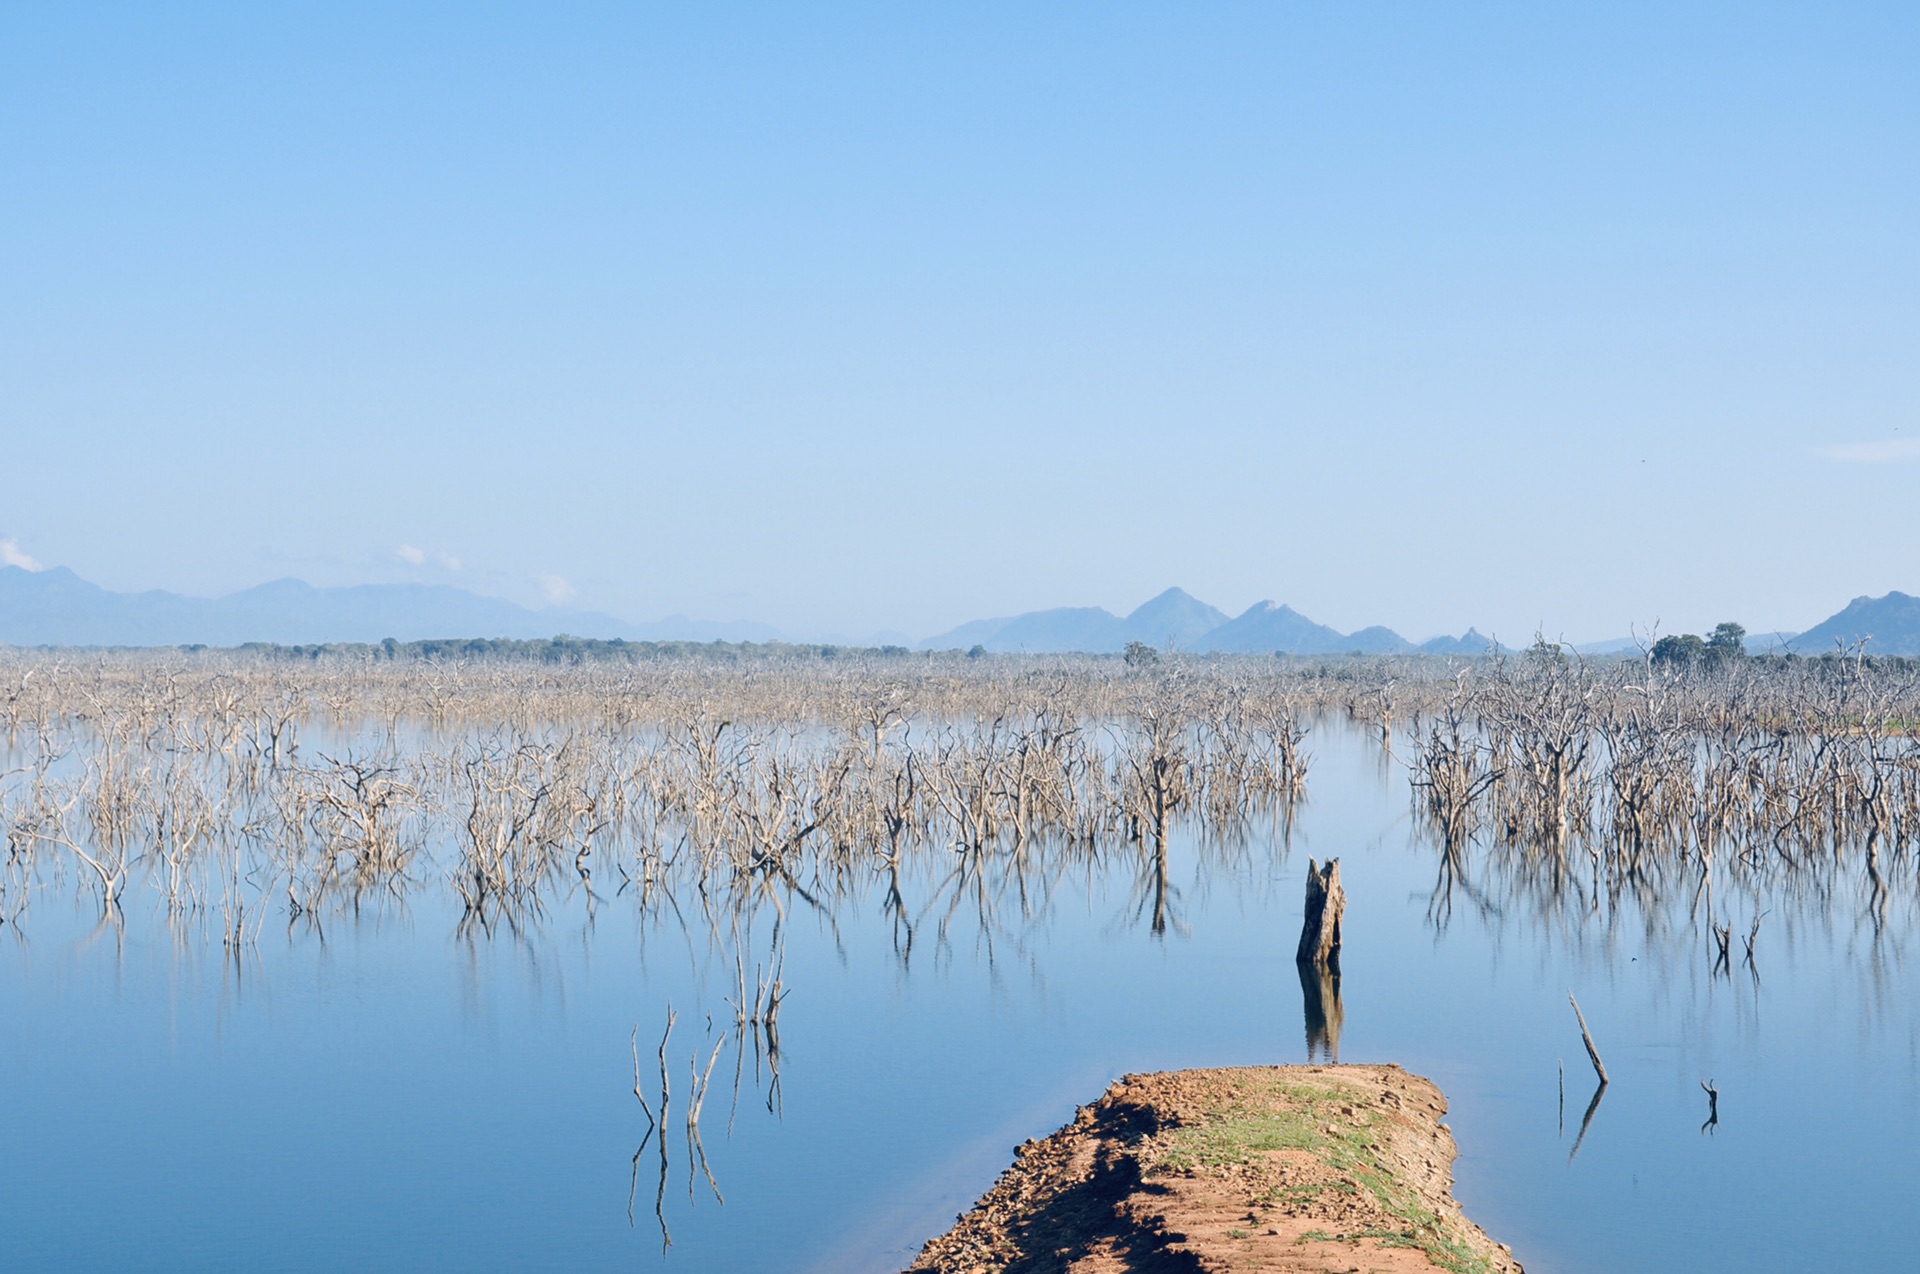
xmin=1568 ymin=992 xmax=1608 ymax=1087
xmin=1296 ymin=857 xmax=1346 ymax=968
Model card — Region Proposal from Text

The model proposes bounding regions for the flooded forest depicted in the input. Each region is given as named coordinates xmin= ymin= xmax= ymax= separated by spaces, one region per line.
xmin=2 ymin=645 xmax=1915 ymax=1271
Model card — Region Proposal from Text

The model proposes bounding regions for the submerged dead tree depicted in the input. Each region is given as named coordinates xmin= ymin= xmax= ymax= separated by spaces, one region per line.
xmin=7 ymin=643 xmax=1920 ymax=971
xmin=1296 ymin=857 xmax=1347 ymax=1064
xmin=1296 ymin=857 xmax=1345 ymax=967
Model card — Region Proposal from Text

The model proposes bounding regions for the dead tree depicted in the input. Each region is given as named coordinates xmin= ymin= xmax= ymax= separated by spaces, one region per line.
xmin=1296 ymin=857 xmax=1345 ymax=968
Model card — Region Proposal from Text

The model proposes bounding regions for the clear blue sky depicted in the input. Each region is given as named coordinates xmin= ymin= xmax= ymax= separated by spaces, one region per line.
xmin=3 ymin=2 xmax=1915 ymax=643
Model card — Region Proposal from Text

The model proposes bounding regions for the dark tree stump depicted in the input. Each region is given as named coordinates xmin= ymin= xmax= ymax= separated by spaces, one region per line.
xmin=1296 ymin=857 xmax=1345 ymax=968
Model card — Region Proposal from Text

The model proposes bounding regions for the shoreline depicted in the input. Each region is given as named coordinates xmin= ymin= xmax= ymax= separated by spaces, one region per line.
xmin=909 ymin=1064 xmax=1523 ymax=1273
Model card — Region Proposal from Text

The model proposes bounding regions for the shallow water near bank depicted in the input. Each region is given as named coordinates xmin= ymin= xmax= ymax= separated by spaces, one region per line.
xmin=3 ymin=721 xmax=1916 ymax=1272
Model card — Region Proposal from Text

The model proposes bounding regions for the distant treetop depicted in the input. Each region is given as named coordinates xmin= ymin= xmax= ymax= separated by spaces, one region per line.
xmin=1652 ymin=622 xmax=1746 ymax=669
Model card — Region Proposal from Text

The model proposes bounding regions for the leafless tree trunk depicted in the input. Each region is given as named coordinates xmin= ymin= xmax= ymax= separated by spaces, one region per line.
xmin=1296 ymin=857 xmax=1345 ymax=967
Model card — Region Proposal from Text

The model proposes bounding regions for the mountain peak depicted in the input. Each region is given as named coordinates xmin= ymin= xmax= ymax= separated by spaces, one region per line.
xmin=1789 ymin=590 xmax=1920 ymax=654
xmin=1205 ymin=600 xmax=1362 ymax=654
xmin=232 ymin=577 xmax=319 ymax=599
xmin=1121 ymin=587 xmax=1229 ymax=649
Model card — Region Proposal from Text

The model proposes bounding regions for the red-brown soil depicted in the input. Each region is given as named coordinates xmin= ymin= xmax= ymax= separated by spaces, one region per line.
xmin=908 ymin=1064 xmax=1523 ymax=1274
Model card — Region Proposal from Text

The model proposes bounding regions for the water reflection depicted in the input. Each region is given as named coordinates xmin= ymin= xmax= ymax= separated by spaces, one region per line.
xmin=1418 ymin=818 xmax=1918 ymax=996
xmin=1567 ymin=1081 xmax=1607 ymax=1164
xmin=7 ymin=712 xmax=1920 ymax=1274
xmin=618 ymin=920 xmax=793 ymax=1251
xmin=1297 ymin=960 xmax=1343 ymax=1063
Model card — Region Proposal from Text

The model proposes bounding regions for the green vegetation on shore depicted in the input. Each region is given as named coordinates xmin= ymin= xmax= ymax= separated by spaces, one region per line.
xmin=1148 ymin=1074 xmax=1496 ymax=1274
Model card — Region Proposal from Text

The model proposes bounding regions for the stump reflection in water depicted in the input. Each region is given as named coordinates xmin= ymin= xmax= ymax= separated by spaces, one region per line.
xmin=1298 ymin=959 xmax=1344 ymax=1062
xmin=1295 ymin=857 xmax=1346 ymax=1062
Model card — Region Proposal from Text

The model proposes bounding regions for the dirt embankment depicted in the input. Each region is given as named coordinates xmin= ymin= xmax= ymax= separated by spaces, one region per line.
xmin=909 ymin=1064 xmax=1523 ymax=1274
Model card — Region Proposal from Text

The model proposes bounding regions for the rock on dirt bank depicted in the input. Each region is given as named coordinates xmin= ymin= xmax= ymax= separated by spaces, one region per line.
xmin=909 ymin=1064 xmax=1523 ymax=1274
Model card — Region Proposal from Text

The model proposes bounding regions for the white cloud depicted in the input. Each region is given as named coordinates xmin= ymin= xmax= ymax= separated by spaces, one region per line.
xmin=399 ymin=544 xmax=464 ymax=571
xmin=1817 ymin=438 xmax=1920 ymax=464
xmin=536 ymin=573 xmax=577 ymax=605
xmin=0 ymin=538 xmax=43 ymax=571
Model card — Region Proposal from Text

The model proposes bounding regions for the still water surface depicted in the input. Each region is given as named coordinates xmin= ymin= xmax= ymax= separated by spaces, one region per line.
xmin=3 ymin=724 xmax=1915 ymax=1271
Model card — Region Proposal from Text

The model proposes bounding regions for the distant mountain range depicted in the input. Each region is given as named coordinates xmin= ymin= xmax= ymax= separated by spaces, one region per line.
xmin=919 ymin=587 xmax=1503 ymax=656
xmin=1785 ymin=591 xmax=1920 ymax=655
xmin=920 ymin=588 xmax=1920 ymax=658
xmin=7 ymin=566 xmax=1920 ymax=658
xmin=0 ymin=572 xmax=1504 ymax=654
xmin=0 ymin=566 xmax=777 ymax=647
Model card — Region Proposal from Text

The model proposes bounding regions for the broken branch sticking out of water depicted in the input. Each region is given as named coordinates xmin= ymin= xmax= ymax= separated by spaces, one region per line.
xmin=1568 ymin=992 xmax=1608 ymax=1087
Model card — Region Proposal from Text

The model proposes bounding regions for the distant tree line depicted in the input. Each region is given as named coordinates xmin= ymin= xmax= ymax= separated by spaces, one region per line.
xmin=25 ymin=626 xmax=1920 ymax=673
xmin=229 ymin=635 xmax=926 ymax=665
xmin=1650 ymin=623 xmax=1747 ymax=668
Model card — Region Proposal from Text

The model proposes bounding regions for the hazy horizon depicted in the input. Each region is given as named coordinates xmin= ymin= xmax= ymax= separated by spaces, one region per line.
xmin=0 ymin=557 xmax=1844 ymax=648
xmin=5 ymin=4 xmax=1915 ymax=645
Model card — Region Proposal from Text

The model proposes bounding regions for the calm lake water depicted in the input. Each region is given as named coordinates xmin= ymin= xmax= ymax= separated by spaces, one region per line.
xmin=3 ymin=721 xmax=1915 ymax=1271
